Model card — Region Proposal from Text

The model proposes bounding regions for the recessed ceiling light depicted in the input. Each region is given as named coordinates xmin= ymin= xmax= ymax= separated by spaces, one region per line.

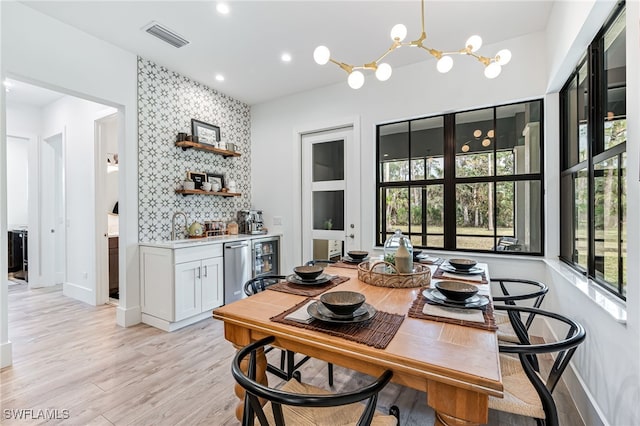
xmin=215 ymin=74 xmax=225 ymax=82
xmin=216 ymin=3 xmax=230 ymax=15
xmin=281 ymin=53 xmax=292 ymax=63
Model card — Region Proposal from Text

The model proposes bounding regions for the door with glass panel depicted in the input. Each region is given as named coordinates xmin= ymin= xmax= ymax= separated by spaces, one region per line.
xmin=301 ymin=127 xmax=359 ymax=263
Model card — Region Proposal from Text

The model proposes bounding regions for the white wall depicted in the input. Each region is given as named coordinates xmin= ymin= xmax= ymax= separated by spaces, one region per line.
xmin=40 ymin=96 xmax=115 ymax=304
xmin=6 ymin=137 xmax=29 ymax=228
xmin=251 ymin=31 xmax=546 ymax=273
xmin=1 ymin=1 xmax=139 ymax=351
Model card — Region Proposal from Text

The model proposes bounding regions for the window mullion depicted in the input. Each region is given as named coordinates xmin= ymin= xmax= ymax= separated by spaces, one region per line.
xmin=443 ymin=114 xmax=456 ymax=249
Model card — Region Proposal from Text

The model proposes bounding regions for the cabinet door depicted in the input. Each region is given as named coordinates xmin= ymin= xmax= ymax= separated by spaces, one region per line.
xmin=201 ymin=257 xmax=223 ymax=311
xmin=175 ymin=260 xmax=202 ymax=321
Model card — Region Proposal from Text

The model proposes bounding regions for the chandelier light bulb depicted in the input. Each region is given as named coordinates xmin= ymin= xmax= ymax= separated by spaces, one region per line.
xmin=375 ymin=63 xmax=393 ymax=81
xmin=313 ymin=46 xmax=331 ymax=65
xmin=487 ymin=129 xmax=495 ymax=138
xmin=461 ymin=144 xmax=470 ymax=153
xmin=482 ymin=138 xmax=491 ymax=147
xmin=465 ymin=35 xmax=483 ymax=52
xmin=473 ymin=129 xmax=482 ymax=138
xmin=348 ymin=70 xmax=365 ymax=89
xmin=436 ymin=56 xmax=453 ymax=73
xmin=495 ymin=49 xmax=512 ymax=66
xmin=484 ymin=62 xmax=502 ymax=79
xmin=390 ymin=24 xmax=408 ymax=42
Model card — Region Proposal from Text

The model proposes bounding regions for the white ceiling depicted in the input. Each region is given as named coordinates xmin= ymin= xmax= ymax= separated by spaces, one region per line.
xmin=5 ymin=78 xmax=65 ymax=107
xmin=20 ymin=0 xmax=554 ymax=106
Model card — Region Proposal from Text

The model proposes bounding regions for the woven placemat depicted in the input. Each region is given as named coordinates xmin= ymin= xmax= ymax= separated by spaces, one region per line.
xmin=432 ymin=266 xmax=488 ymax=284
xmin=408 ymin=289 xmax=498 ymax=331
xmin=267 ymin=276 xmax=350 ymax=297
xmin=332 ymin=261 xmax=360 ymax=269
xmin=271 ymin=298 xmax=405 ymax=349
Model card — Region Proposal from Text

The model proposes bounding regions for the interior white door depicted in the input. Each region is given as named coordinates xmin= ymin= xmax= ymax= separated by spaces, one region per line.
xmin=301 ymin=127 xmax=360 ymax=263
xmin=40 ymin=133 xmax=65 ymax=286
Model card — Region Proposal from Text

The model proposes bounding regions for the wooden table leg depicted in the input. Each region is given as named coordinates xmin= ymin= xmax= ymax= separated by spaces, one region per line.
xmin=233 ymin=344 xmax=268 ymax=422
xmin=428 ymin=381 xmax=489 ymax=426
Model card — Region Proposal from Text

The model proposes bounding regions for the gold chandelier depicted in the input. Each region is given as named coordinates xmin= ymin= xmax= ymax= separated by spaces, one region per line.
xmin=313 ymin=0 xmax=512 ymax=89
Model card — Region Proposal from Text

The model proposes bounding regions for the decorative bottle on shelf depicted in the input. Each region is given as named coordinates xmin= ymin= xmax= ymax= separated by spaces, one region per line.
xmin=394 ymin=236 xmax=413 ymax=273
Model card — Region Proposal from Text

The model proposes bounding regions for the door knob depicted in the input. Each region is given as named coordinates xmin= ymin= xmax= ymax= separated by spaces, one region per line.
xmin=347 ymin=234 xmax=355 ymax=239
xmin=50 ymin=229 xmax=55 ymax=233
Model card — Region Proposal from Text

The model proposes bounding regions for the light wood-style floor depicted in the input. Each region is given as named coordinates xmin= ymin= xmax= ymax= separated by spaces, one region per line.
xmin=2 ymin=282 xmax=584 ymax=425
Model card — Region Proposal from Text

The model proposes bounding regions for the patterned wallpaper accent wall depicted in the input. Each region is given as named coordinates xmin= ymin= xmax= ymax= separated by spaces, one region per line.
xmin=138 ymin=57 xmax=251 ymax=241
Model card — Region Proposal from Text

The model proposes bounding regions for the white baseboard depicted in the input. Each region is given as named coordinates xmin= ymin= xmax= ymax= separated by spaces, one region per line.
xmin=0 ymin=341 xmax=13 ymax=368
xmin=142 ymin=311 xmax=213 ymax=332
xmin=116 ymin=305 xmax=141 ymax=327
xmin=538 ymin=318 xmax=607 ymax=426
xmin=62 ymin=282 xmax=94 ymax=305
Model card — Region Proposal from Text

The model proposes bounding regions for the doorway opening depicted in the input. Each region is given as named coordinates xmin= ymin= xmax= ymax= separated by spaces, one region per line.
xmin=4 ymin=78 xmax=119 ymax=306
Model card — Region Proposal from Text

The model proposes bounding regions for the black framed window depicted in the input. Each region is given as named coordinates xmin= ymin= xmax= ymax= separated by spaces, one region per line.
xmin=560 ymin=2 xmax=626 ymax=299
xmin=376 ymin=99 xmax=544 ymax=255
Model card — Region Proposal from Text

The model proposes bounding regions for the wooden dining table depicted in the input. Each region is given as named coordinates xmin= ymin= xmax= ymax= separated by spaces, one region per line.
xmin=213 ymin=264 xmax=502 ymax=426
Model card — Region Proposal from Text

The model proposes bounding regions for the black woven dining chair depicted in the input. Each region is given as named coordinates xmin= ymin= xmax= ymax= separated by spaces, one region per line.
xmin=232 ymin=336 xmax=399 ymax=426
xmin=490 ymin=278 xmax=549 ymax=343
xmin=488 ymin=305 xmax=586 ymax=426
xmin=243 ymin=275 xmax=334 ymax=386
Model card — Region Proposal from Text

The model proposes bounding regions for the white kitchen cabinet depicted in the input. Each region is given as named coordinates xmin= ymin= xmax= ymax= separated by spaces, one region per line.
xmin=140 ymin=243 xmax=224 ymax=331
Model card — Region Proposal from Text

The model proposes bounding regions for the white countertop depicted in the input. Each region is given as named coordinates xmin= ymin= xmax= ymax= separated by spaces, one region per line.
xmin=139 ymin=233 xmax=280 ymax=249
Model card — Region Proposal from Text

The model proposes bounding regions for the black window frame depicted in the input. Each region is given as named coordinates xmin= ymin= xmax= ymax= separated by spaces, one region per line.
xmin=559 ymin=1 xmax=627 ymax=300
xmin=375 ymin=99 xmax=545 ymax=256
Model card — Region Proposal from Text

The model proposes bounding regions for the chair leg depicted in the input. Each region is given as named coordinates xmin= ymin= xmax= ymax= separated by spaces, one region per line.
xmin=535 ymin=418 xmax=546 ymax=426
xmin=389 ymin=405 xmax=400 ymax=423
xmin=328 ymin=362 xmax=334 ymax=386
xmin=292 ymin=370 xmax=301 ymax=382
xmin=279 ymin=349 xmax=286 ymax=371
xmin=286 ymin=350 xmax=295 ymax=379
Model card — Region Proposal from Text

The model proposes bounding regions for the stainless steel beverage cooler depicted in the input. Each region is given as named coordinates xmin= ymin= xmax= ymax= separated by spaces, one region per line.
xmin=252 ymin=237 xmax=279 ymax=278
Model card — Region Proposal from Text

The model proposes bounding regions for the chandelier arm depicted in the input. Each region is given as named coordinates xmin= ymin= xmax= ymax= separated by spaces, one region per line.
xmin=368 ymin=41 xmax=402 ymax=67
xmin=418 ymin=45 xmax=442 ymax=59
xmin=329 ymin=59 xmax=355 ymax=73
xmin=421 ymin=0 xmax=425 ymax=34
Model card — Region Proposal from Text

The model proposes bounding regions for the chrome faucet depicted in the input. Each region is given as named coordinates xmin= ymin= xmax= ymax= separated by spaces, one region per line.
xmin=171 ymin=211 xmax=187 ymax=240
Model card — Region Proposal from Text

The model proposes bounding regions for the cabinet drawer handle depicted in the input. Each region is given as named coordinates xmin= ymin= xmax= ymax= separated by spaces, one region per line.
xmin=197 ymin=266 xmax=201 ymax=279
xmin=204 ymin=265 xmax=208 ymax=277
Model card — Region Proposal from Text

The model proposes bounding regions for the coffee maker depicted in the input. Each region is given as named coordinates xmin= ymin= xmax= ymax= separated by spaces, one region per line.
xmin=237 ymin=210 xmax=266 ymax=234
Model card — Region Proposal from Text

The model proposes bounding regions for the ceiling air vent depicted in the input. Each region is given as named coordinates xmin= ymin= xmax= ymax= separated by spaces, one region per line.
xmin=142 ymin=21 xmax=189 ymax=48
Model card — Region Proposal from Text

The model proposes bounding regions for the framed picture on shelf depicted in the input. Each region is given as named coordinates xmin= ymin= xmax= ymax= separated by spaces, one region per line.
xmin=187 ymin=171 xmax=208 ymax=190
xmin=206 ymin=172 xmax=225 ymax=191
xmin=191 ymin=119 xmax=220 ymax=145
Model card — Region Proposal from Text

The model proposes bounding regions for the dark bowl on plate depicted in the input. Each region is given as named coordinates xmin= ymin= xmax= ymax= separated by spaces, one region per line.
xmin=320 ymin=291 xmax=366 ymax=316
xmin=412 ymin=249 xmax=423 ymax=258
xmin=347 ymin=250 xmax=369 ymax=260
xmin=448 ymin=258 xmax=477 ymax=270
xmin=435 ymin=281 xmax=479 ymax=301
xmin=293 ymin=265 xmax=324 ymax=280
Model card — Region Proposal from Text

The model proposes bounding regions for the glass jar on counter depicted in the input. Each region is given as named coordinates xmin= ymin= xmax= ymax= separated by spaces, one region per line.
xmin=383 ymin=229 xmax=413 ymax=270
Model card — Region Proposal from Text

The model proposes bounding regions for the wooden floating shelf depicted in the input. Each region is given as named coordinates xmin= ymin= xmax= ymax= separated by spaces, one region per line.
xmin=175 ymin=141 xmax=241 ymax=158
xmin=176 ymin=189 xmax=241 ymax=197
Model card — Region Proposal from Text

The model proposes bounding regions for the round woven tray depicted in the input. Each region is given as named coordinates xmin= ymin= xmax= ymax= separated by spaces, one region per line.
xmin=357 ymin=261 xmax=431 ymax=288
